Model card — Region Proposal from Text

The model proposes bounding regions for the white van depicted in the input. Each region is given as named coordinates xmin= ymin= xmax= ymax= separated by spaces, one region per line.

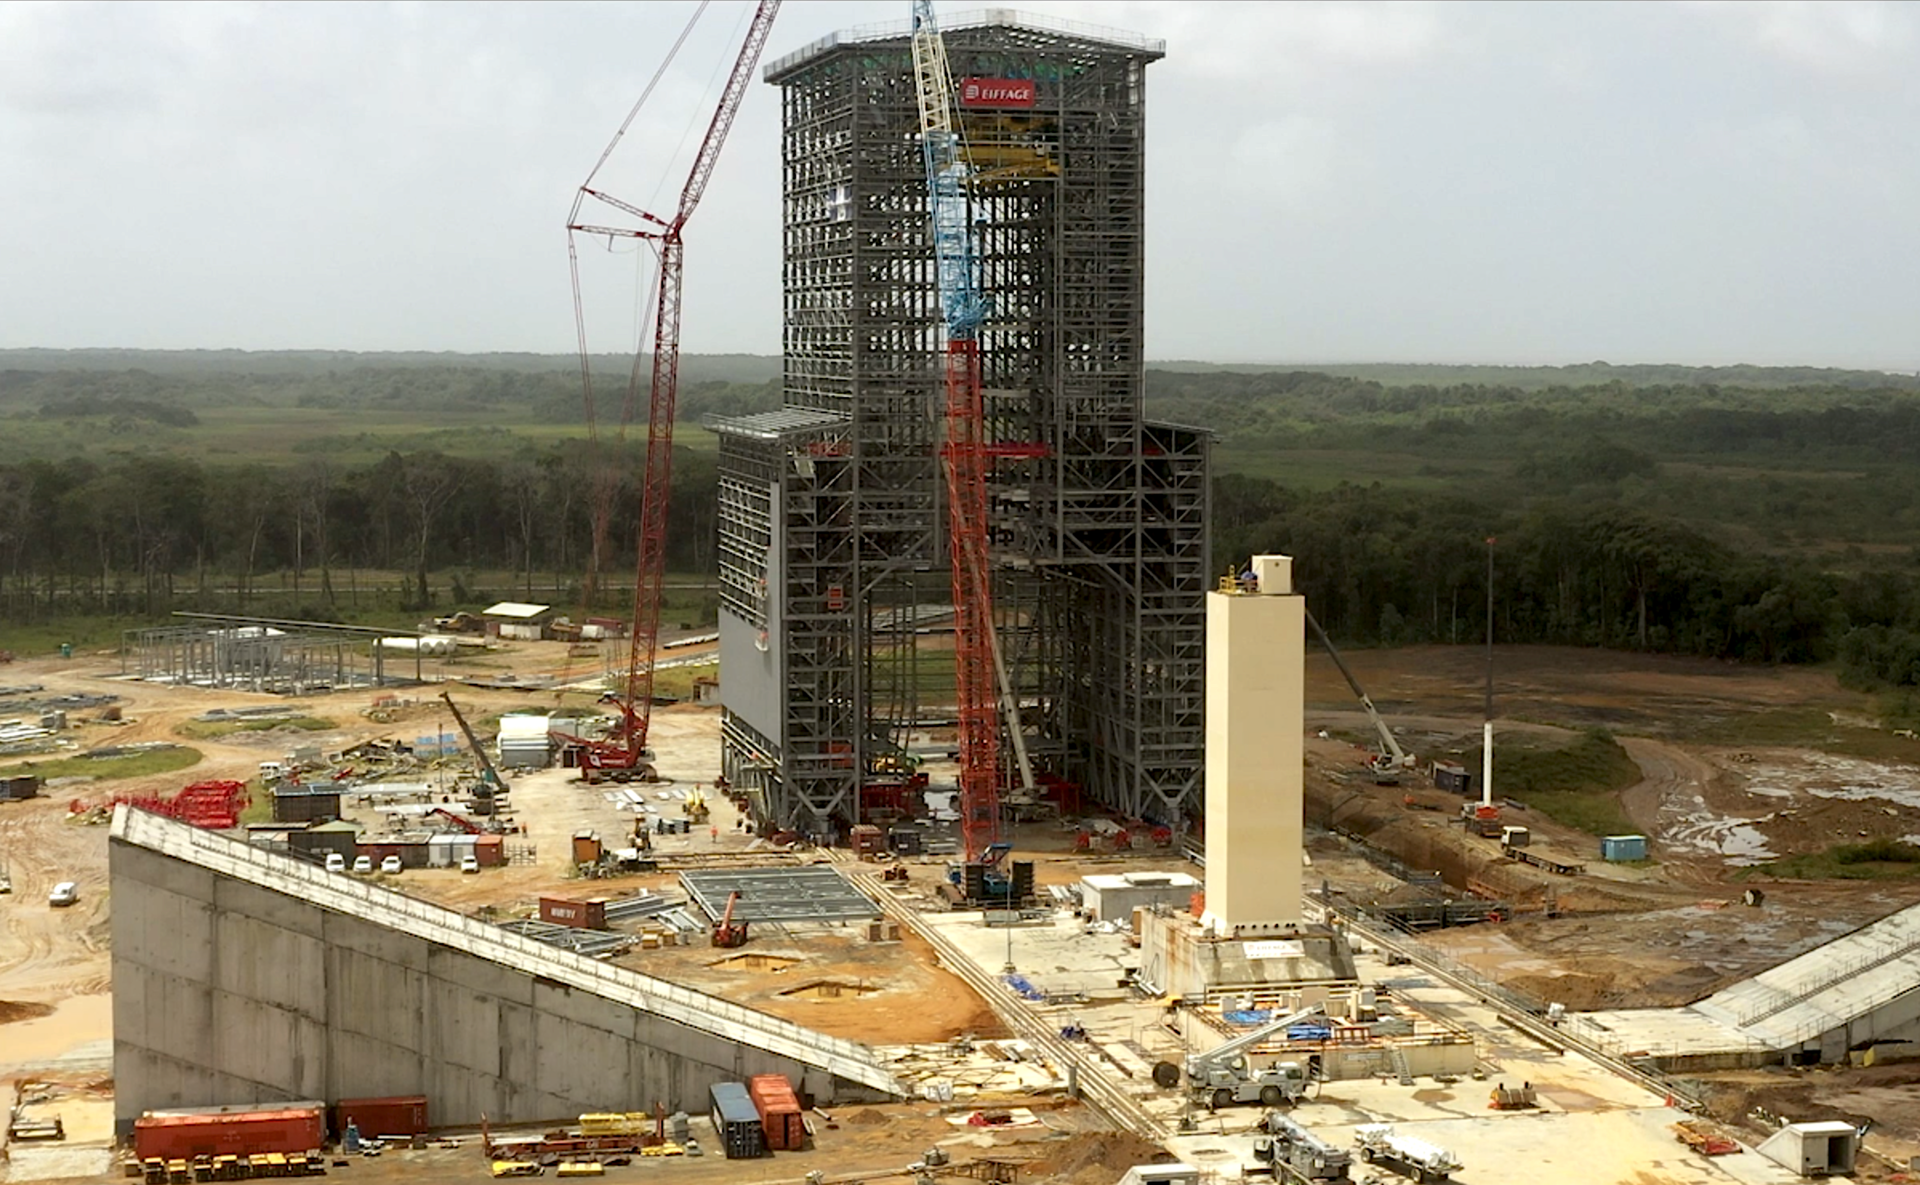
xmin=49 ymin=881 xmax=79 ymax=907
xmin=324 ymin=852 xmax=347 ymax=873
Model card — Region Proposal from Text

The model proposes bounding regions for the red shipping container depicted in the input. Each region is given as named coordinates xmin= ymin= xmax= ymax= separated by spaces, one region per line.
xmin=474 ymin=834 xmax=505 ymax=867
xmin=748 ymin=1075 xmax=805 ymax=1151
xmin=134 ymin=1106 xmax=325 ymax=1161
xmin=539 ymin=896 xmax=607 ymax=929
xmin=332 ymin=1095 xmax=428 ymax=1137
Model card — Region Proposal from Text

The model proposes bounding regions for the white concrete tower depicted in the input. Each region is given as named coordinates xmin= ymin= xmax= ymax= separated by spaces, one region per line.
xmin=1202 ymin=554 xmax=1305 ymax=934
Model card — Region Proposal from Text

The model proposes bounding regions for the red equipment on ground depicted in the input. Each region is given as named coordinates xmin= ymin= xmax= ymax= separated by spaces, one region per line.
xmin=84 ymin=781 xmax=248 ymax=830
xmin=425 ymin=807 xmax=481 ymax=835
xmin=710 ymin=890 xmax=749 ymax=948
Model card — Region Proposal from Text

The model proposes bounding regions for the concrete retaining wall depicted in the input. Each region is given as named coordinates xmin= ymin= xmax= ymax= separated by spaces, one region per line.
xmin=111 ymin=834 xmax=886 ymax=1133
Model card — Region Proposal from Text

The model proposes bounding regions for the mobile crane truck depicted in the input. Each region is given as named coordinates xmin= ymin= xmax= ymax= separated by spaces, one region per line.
xmin=1254 ymin=1112 xmax=1351 ymax=1182
xmin=1152 ymin=1005 xmax=1324 ymax=1110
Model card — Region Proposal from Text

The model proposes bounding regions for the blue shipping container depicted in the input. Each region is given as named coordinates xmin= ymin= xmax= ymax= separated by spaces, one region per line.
xmin=709 ymin=1082 xmax=765 ymax=1160
xmin=1601 ymin=834 xmax=1647 ymax=861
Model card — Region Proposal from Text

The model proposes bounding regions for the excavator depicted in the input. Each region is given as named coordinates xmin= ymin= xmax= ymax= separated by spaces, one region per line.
xmin=439 ymin=691 xmax=511 ymax=800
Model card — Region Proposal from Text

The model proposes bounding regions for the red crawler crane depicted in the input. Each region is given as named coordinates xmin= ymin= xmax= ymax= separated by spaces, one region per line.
xmin=563 ymin=1 xmax=782 ymax=780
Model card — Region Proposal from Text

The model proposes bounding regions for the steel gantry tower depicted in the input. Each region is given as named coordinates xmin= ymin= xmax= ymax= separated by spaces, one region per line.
xmin=714 ymin=9 xmax=1209 ymax=841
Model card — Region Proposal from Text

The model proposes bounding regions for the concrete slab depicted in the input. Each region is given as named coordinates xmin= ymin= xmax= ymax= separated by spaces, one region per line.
xmin=1166 ymin=1107 xmax=1822 ymax=1185
xmin=919 ymin=908 xmax=1140 ymax=997
xmin=908 ymin=898 xmax=1847 ymax=1181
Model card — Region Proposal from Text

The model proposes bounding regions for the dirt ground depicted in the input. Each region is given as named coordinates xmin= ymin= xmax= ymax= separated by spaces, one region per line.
xmin=282 ymin=1100 xmax=1144 ymax=1185
xmin=10 ymin=638 xmax=1920 ymax=1170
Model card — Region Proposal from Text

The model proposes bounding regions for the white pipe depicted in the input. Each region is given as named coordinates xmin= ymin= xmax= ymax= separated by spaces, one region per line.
xmin=1482 ymin=721 xmax=1494 ymax=808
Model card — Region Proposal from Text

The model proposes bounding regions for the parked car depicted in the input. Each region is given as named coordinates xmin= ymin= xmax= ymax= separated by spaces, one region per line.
xmin=459 ymin=855 xmax=480 ymax=874
xmin=352 ymin=855 xmax=373 ymax=874
xmin=324 ymin=852 xmax=347 ymax=873
xmin=48 ymin=881 xmax=79 ymax=907
xmin=380 ymin=855 xmax=403 ymax=875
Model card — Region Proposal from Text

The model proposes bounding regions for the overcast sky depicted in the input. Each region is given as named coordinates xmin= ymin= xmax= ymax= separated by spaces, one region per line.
xmin=2 ymin=1 xmax=1915 ymax=368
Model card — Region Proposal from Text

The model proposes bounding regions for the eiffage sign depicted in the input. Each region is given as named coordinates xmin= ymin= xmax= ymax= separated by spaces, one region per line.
xmin=959 ymin=77 xmax=1036 ymax=108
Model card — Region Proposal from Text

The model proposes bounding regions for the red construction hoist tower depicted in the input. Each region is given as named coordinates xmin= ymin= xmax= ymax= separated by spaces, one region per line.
xmin=563 ymin=1 xmax=781 ymax=780
xmin=911 ymin=1 xmax=1029 ymax=894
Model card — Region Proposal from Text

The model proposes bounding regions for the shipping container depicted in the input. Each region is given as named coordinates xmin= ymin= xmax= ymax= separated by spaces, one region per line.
xmin=539 ymin=897 xmax=608 ymax=930
xmin=572 ymin=831 xmax=603 ymax=865
xmin=849 ymin=824 xmax=884 ymax=857
xmin=355 ymin=840 xmax=430 ymax=869
xmin=427 ymin=835 xmax=458 ymax=868
xmin=0 ymin=773 xmax=43 ymax=801
xmin=134 ymin=1105 xmax=326 ymax=1161
xmin=331 ymin=1096 xmax=428 ymax=1138
xmin=747 ymin=1075 xmax=805 ymax=1151
xmin=1432 ymin=762 xmax=1474 ymax=795
xmin=474 ymin=834 xmax=505 ymax=867
xmin=1601 ymin=834 xmax=1647 ymax=862
xmin=709 ymin=1082 xmax=766 ymax=1160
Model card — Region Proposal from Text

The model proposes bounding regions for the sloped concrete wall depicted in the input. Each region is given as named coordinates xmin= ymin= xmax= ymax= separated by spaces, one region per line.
xmin=111 ymin=838 xmax=880 ymax=1132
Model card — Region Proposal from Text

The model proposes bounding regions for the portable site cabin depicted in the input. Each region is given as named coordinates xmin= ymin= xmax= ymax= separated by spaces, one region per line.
xmin=480 ymin=603 xmax=553 ymax=641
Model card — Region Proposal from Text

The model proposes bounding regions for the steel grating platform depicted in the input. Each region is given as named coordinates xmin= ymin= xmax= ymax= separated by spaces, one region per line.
xmin=496 ymin=918 xmax=634 ymax=958
xmin=679 ymin=865 xmax=879 ymax=924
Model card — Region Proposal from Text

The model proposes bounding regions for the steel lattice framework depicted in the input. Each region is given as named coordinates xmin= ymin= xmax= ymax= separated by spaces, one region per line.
xmin=715 ymin=10 xmax=1208 ymax=838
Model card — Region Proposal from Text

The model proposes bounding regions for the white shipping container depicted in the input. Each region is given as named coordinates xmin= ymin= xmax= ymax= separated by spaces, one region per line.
xmin=427 ymin=835 xmax=458 ymax=868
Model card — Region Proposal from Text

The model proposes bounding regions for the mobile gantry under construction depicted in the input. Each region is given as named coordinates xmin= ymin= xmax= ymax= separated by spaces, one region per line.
xmin=714 ymin=10 xmax=1208 ymax=840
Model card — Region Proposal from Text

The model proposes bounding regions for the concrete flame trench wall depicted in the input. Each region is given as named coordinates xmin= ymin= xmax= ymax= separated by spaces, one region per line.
xmin=110 ymin=834 xmax=888 ymax=1132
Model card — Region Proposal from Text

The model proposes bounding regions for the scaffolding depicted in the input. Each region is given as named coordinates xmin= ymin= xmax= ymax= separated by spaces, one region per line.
xmin=717 ymin=10 xmax=1207 ymax=835
xmin=121 ymin=613 xmax=423 ymax=693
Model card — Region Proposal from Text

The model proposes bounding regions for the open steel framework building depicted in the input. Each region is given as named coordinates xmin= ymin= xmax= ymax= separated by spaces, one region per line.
xmin=714 ymin=10 xmax=1208 ymax=837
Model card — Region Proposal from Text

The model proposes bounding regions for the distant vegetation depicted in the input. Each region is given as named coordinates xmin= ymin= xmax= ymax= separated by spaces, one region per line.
xmin=1452 ymin=729 xmax=1641 ymax=837
xmin=1756 ymin=838 xmax=1920 ymax=881
xmin=6 ymin=350 xmax=1920 ymax=686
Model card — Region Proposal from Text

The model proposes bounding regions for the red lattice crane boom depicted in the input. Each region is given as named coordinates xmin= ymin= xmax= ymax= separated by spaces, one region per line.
xmin=565 ymin=1 xmax=781 ymax=777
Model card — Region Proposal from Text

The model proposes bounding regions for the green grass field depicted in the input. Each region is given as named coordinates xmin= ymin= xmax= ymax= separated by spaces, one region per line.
xmin=1474 ymin=730 xmax=1643 ymax=838
xmin=0 ymin=746 xmax=203 ymax=783
xmin=175 ymin=716 xmax=335 ymax=740
xmin=1752 ymin=838 xmax=1920 ymax=881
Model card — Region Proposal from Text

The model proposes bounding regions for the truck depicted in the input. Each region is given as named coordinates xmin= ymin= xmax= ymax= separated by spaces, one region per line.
xmin=1253 ymin=1112 xmax=1351 ymax=1182
xmin=1352 ymin=1125 xmax=1460 ymax=1184
xmin=1152 ymin=1005 xmax=1323 ymax=1110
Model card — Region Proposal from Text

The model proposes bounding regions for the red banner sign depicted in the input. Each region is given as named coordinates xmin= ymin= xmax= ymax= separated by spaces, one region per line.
xmin=959 ymin=77 xmax=1036 ymax=108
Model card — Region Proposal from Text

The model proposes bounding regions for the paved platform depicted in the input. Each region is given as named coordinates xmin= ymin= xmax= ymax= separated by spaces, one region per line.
xmin=910 ymin=899 xmax=1847 ymax=1182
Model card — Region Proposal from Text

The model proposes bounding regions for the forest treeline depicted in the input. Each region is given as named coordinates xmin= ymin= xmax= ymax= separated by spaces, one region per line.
xmin=7 ymin=354 xmax=1920 ymax=695
xmin=0 ymin=446 xmax=719 ymax=618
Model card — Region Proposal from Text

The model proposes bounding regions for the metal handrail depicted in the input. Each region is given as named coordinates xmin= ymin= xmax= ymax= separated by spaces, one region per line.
xmin=766 ymin=8 xmax=1166 ymax=79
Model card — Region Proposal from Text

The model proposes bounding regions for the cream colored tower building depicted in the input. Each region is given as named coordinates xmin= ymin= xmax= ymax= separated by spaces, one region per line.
xmin=1202 ymin=554 xmax=1304 ymax=934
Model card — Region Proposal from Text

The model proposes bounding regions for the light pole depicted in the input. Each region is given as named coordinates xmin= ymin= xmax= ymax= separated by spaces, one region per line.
xmin=1482 ymin=536 xmax=1496 ymax=809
